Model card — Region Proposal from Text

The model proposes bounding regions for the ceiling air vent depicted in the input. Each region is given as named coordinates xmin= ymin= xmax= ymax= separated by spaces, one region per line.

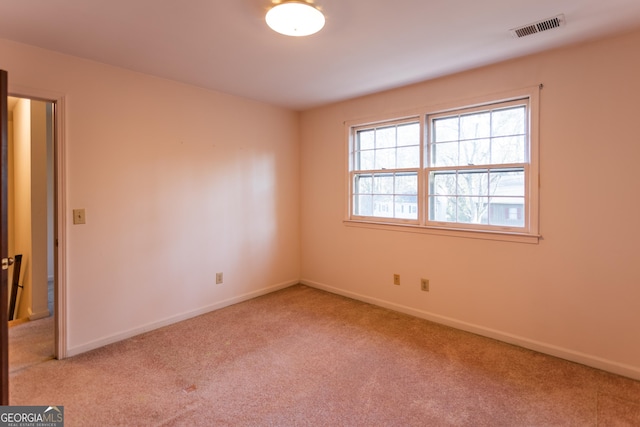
xmin=511 ymin=14 xmax=566 ymax=38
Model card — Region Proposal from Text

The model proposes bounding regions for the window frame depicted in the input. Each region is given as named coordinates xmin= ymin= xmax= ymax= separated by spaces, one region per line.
xmin=345 ymin=87 xmax=540 ymax=244
xmin=349 ymin=117 xmax=423 ymax=224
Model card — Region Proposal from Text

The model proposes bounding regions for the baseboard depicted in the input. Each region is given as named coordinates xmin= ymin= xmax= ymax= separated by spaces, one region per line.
xmin=28 ymin=308 xmax=51 ymax=321
xmin=8 ymin=318 xmax=29 ymax=327
xmin=67 ymin=279 xmax=298 ymax=357
xmin=301 ymin=279 xmax=640 ymax=381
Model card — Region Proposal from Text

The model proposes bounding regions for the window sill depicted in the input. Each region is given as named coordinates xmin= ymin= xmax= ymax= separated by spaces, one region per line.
xmin=344 ymin=219 xmax=540 ymax=244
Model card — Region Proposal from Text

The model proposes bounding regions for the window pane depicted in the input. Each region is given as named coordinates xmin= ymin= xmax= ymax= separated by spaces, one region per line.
xmin=395 ymin=195 xmax=418 ymax=219
xmin=395 ymin=173 xmax=417 ymax=194
xmin=397 ymin=146 xmax=419 ymax=168
xmin=489 ymin=197 xmax=525 ymax=227
xmin=374 ymin=148 xmax=395 ymax=169
xmin=358 ymin=129 xmax=375 ymax=150
xmin=460 ymin=112 xmax=490 ymax=140
xmin=490 ymin=170 xmax=524 ymax=197
xmin=429 ymin=195 xmax=456 ymax=222
xmin=431 ymin=142 xmax=458 ymax=167
xmin=492 ymin=136 xmax=525 ymax=164
xmin=354 ymin=122 xmax=421 ymax=172
xmin=492 ymin=106 xmax=525 ymax=137
xmin=431 ymin=171 xmax=456 ymax=196
xmin=373 ymin=195 xmax=393 ymax=217
xmin=433 ymin=117 xmax=458 ymax=143
xmin=397 ymin=123 xmax=420 ymax=147
xmin=460 ymin=138 xmax=490 ymax=166
xmin=358 ymin=150 xmax=374 ymax=170
xmin=354 ymin=174 xmax=372 ymax=194
xmin=373 ymin=174 xmax=394 ymax=194
xmin=376 ymin=126 xmax=396 ymax=148
xmin=457 ymin=170 xmax=489 ymax=196
xmin=457 ymin=197 xmax=489 ymax=224
xmin=354 ymin=195 xmax=372 ymax=216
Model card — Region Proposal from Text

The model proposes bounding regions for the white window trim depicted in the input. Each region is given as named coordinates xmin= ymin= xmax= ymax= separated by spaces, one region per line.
xmin=349 ymin=117 xmax=423 ymax=225
xmin=344 ymin=86 xmax=541 ymax=244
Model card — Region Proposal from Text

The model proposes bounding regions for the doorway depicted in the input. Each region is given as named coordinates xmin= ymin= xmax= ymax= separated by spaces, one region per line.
xmin=6 ymin=96 xmax=56 ymax=370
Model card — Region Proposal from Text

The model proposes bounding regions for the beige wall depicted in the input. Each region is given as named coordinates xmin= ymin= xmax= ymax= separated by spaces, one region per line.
xmin=29 ymin=100 xmax=50 ymax=319
xmin=8 ymin=99 xmax=52 ymax=321
xmin=0 ymin=39 xmax=301 ymax=354
xmin=300 ymin=29 xmax=640 ymax=379
xmin=10 ymin=98 xmax=49 ymax=320
xmin=11 ymin=98 xmax=32 ymax=319
xmin=47 ymin=103 xmax=54 ymax=281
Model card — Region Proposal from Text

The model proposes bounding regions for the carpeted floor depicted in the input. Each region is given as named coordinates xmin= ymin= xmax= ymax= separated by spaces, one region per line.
xmin=8 ymin=284 xmax=640 ymax=426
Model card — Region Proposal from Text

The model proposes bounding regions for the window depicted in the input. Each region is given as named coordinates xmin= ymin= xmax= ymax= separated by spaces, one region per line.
xmin=351 ymin=120 xmax=420 ymax=221
xmin=347 ymin=87 xmax=539 ymax=242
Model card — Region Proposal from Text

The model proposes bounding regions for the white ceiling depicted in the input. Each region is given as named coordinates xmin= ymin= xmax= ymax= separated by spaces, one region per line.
xmin=1 ymin=0 xmax=640 ymax=110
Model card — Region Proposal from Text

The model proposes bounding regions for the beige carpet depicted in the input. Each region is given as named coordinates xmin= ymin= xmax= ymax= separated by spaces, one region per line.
xmin=8 ymin=285 xmax=640 ymax=426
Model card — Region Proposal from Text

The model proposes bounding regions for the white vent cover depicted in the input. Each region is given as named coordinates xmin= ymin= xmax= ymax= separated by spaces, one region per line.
xmin=511 ymin=14 xmax=566 ymax=38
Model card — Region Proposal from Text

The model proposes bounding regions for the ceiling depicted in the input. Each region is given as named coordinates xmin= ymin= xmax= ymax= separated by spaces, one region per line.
xmin=1 ymin=0 xmax=640 ymax=111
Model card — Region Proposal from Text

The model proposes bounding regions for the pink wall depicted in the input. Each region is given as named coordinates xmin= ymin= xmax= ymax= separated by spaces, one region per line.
xmin=0 ymin=39 xmax=301 ymax=354
xmin=300 ymin=29 xmax=640 ymax=379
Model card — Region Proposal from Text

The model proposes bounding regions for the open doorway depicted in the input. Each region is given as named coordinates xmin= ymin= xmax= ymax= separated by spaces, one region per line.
xmin=6 ymin=96 xmax=56 ymax=370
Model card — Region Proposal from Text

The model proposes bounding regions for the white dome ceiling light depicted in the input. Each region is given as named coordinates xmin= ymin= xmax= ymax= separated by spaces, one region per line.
xmin=266 ymin=1 xmax=325 ymax=37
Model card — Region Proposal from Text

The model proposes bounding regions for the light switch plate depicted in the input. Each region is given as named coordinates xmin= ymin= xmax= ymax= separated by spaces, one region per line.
xmin=73 ymin=209 xmax=86 ymax=224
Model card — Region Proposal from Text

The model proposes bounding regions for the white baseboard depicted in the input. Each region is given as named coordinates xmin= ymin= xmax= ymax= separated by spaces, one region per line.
xmin=67 ymin=279 xmax=298 ymax=357
xmin=301 ymin=279 xmax=640 ymax=381
xmin=28 ymin=308 xmax=51 ymax=321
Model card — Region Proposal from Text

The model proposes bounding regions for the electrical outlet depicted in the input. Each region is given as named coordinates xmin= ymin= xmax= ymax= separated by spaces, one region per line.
xmin=216 ymin=272 xmax=223 ymax=284
xmin=421 ymin=278 xmax=429 ymax=292
xmin=393 ymin=274 xmax=400 ymax=286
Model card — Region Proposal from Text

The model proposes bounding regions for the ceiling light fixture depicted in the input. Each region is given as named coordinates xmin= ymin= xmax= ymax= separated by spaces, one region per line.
xmin=266 ymin=1 xmax=325 ymax=37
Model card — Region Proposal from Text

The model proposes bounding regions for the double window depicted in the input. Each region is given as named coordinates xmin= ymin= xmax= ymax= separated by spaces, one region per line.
xmin=348 ymin=88 xmax=539 ymax=241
